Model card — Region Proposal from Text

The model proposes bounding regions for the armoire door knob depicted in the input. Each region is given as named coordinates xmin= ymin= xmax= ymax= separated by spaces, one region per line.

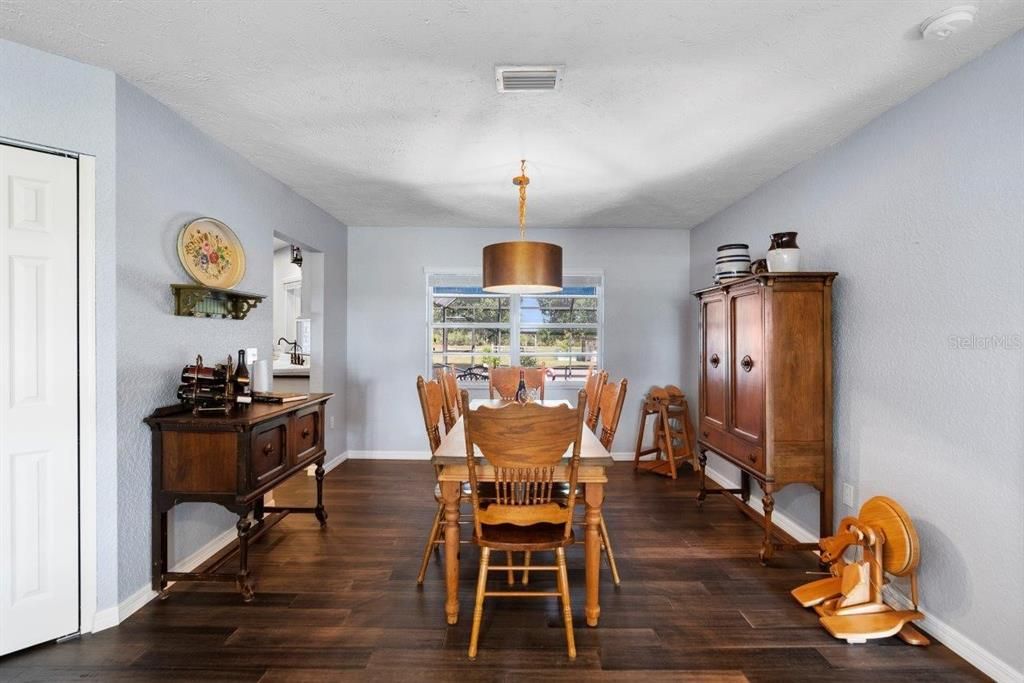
xmin=740 ymin=355 xmax=754 ymax=372
xmin=710 ymin=353 xmax=720 ymax=368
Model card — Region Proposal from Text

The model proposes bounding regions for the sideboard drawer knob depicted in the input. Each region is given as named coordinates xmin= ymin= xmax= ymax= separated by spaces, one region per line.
xmin=263 ymin=443 xmax=273 ymax=454
xmin=748 ymin=452 xmax=757 ymax=463
xmin=302 ymin=428 xmax=311 ymax=438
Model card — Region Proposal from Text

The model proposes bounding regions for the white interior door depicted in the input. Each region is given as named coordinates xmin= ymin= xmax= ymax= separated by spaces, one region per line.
xmin=0 ymin=144 xmax=79 ymax=655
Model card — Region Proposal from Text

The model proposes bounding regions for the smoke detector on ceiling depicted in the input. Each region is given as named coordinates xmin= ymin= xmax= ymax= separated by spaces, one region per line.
xmin=495 ymin=65 xmax=564 ymax=93
xmin=920 ymin=5 xmax=977 ymax=40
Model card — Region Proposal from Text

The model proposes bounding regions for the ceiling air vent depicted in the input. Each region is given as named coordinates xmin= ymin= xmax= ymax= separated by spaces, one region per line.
xmin=496 ymin=65 xmax=564 ymax=93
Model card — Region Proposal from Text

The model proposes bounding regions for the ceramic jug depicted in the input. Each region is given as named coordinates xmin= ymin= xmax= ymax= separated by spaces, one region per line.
xmin=767 ymin=232 xmax=801 ymax=272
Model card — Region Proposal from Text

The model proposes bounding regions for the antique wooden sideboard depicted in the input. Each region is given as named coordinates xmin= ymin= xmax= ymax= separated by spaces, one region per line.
xmin=144 ymin=393 xmax=333 ymax=600
xmin=693 ymin=273 xmax=837 ymax=563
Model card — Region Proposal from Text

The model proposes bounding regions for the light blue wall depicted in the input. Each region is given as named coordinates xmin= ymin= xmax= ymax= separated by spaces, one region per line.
xmin=687 ymin=32 xmax=1024 ymax=673
xmin=0 ymin=39 xmax=120 ymax=613
xmin=347 ymin=226 xmax=689 ymax=454
xmin=114 ymin=78 xmax=347 ymax=601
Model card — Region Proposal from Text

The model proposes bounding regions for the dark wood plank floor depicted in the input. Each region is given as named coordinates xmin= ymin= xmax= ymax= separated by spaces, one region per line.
xmin=0 ymin=460 xmax=986 ymax=682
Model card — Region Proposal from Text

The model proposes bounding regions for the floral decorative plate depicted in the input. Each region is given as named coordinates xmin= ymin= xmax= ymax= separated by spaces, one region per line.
xmin=177 ymin=217 xmax=246 ymax=289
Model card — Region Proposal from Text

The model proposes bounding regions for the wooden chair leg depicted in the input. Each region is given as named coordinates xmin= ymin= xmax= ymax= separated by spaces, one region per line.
xmin=599 ymin=515 xmax=621 ymax=586
xmin=555 ymin=547 xmax=576 ymax=660
xmin=468 ymin=547 xmax=491 ymax=660
xmin=522 ymin=551 xmax=531 ymax=585
xmin=506 ymin=551 xmax=515 ymax=585
xmin=416 ymin=503 xmax=444 ymax=585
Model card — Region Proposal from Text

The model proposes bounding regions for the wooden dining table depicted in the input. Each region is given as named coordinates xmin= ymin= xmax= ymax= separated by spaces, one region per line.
xmin=431 ymin=398 xmax=615 ymax=627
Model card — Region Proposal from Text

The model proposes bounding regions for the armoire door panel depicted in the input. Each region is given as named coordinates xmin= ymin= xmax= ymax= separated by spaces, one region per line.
xmin=730 ymin=288 xmax=763 ymax=442
xmin=701 ymin=295 xmax=727 ymax=429
xmin=770 ymin=290 xmax=825 ymax=442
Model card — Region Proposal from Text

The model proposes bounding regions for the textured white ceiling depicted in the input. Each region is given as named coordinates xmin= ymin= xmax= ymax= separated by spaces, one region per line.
xmin=2 ymin=1 xmax=1021 ymax=229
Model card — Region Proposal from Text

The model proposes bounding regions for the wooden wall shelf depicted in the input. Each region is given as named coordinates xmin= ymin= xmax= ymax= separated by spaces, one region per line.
xmin=171 ymin=284 xmax=266 ymax=320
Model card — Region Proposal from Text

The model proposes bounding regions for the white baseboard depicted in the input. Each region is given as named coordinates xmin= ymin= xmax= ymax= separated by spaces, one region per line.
xmin=704 ymin=464 xmax=1021 ymax=682
xmin=882 ymin=584 xmax=1022 ymax=682
xmin=344 ymin=450 xmax=430 ymax=460
xmin=94 ymin=509 xmax=277 ymax=632
xmin=91 ymin=604 xmax=120 ymax=632
xmin=704 ymin=464 xmax=818 ymax=543
xmin=344 ymin=450 xmax=638 ymax=462
xmin=307 ymin=451 xmax=349 ymax=475
xmin=100 ymin=453 xmax=352 ymax=631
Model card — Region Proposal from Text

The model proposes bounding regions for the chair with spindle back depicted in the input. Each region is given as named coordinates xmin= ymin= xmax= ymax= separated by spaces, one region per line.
xmin=460 ymin=389 xmax=586 ymax=660
xmin=583 ymin=367 xmax=607 ymax=432
xmin=488 ymin=367 xmax=546 ymax=401
xmin=415 ymin=376 xmax=448 ymax=584
xmin=593 ymin=377 xmax=628 ymax=584
xmin=436 ymin=367 xmax=461 ymax=432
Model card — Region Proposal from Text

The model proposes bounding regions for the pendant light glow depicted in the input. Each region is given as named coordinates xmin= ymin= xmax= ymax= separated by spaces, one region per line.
xmin=482 ymin=160 xmax=563 ymax=294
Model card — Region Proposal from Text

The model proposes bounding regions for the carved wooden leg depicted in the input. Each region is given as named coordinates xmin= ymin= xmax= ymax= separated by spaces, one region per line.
xmin=740 ymin=471 xmax=751 ymax=504
xmin=236 ymin=515 xmax=255 ymax=602
xmin=314 ymin=458 xmax=328 ymax=527
xmin=468 ymin=546 xmax=490 ymax=660
xmin=152 ymin=509 xmax=168 ymax=596
xmin=584 ymin=482 xmax=604 ymax=627
xmin=759 ymin=488 xmax=776 ymax=565
xmin=417 ymin=502 xmax=443 ymax=585
xmin=254 ymin=496 xmax=265 ymax=523
xmin=441 ymin=480 xmax=461 ymax=625
xmin=696 ymin=450 xmax=708 ymax=509
xmin=555 ymin=547 xmax=576 ymax=660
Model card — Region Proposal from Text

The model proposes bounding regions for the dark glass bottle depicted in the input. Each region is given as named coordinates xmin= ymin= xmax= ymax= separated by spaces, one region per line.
xmin=515 ymin=369 xmax=528 ymax=404
xmin=234 ymin=349 xmax=251 ymax=405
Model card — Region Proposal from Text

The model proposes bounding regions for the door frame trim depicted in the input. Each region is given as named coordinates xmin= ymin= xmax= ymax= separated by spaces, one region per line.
xmin=77 ymin=155 xmax=98 ymax=634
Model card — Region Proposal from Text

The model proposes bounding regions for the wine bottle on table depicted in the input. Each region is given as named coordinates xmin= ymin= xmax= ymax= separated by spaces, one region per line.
xmin=181 ymin=364 xmax=226 ymax=383
xmin=515 ymin=369 xmax=528 ymax=405
xmin=234 ymin=349 xmax=252 ymax=406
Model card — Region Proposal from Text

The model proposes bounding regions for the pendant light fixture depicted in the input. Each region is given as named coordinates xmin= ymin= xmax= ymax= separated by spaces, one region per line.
xmin=482 ymin=160 xmax=563 ymax=293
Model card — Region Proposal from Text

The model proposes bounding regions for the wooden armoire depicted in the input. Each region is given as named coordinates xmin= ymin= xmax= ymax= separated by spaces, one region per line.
xmin=693 ymin=272 xmax=837 ymax=562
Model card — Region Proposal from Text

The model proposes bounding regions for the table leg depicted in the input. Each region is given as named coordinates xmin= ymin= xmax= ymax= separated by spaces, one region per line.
xmin=584 ymin=481 xmax=604 ymax=627
xmin=151 ymin=508 xmax=168 ymax=596
xmin=314 ymin=457 xmax=328 ymax=527
xmin=441 ymin=480 xmax=461 ymax=625
xmin=236 ymin=514 xmax=255 ymax=602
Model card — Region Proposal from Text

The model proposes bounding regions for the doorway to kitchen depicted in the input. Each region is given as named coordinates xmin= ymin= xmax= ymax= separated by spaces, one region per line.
xmin=271 ymin=234 xmax=324 ymax=396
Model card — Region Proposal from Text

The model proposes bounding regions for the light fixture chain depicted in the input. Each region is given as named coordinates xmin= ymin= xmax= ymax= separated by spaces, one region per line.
xmin=516 ymin=159 xmax=528 ymax=241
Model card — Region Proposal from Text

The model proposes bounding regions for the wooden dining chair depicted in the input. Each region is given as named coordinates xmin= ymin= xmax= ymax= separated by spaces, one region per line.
xmin=460 ymin=389 xmax=586 ymax=660
xmin=583 ymin=367 xmax=607 ymax=432
xmin=436 ymin=367 xmax=460 ymax=432
xmin=593 ymin=377 xmax=628 ymax=585
xmin=488 ymin=366 xmax=546 ymax=401
xmin=415 ymin=375 xmax=448 ymax=584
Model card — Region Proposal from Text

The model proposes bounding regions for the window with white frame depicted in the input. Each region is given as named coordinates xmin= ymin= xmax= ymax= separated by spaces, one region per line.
xmin=428 ymin=273 xmax=603 ymax=384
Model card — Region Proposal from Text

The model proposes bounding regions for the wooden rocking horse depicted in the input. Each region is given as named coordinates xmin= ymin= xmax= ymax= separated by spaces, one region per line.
xmin=632 ymin=385 xmax=697 ymax=479
xmin=791 ymin=495 xmax=929 ymax=646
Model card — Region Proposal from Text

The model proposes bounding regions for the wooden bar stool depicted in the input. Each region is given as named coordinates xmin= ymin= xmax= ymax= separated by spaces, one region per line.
xmin=633 ymin=385 xmax=696 ymax=479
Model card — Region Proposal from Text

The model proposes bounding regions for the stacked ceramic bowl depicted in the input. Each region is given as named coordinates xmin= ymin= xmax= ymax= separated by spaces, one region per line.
xmin=714 ymin=243 xmax=752 ymax=284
